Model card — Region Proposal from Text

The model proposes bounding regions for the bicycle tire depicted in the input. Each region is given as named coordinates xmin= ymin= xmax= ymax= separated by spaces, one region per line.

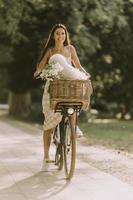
xmin=54 ymin=125 xmax=63 ymax=170
xmin=63 ymin=116 xmax=76 ymax=180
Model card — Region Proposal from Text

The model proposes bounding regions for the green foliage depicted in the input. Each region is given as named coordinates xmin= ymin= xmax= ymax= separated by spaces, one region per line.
xmin=85 ymin=0 xmax=133 ymax=115
xmin=0 ymin=0 xmax=24 ymax=43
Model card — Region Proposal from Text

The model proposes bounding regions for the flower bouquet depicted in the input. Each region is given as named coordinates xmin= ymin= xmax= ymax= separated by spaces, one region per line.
xmin=40 ymin=61 xmax=64 ymax=81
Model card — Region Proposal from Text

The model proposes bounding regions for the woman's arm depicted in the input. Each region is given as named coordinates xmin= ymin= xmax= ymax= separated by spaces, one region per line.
xmin=70 ymin=45 xmax=81 ymax=69
xmin=70 ymin=45 xmax=88 ymax=74
xmin=33 ymin=49 xmax=50 ymax=77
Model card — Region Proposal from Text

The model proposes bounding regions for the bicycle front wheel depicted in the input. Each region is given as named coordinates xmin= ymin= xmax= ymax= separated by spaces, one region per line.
xmin=63 ymin=115 xmax=76 ymax=180
xmin=54 ymin=125 xmax=63 ymax=170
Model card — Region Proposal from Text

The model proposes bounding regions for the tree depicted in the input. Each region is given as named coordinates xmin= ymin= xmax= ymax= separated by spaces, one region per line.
xmin=0 ymin=0 xmax=44 ymax=115
xmin=85 ymin=0 xmax=133 ymax=116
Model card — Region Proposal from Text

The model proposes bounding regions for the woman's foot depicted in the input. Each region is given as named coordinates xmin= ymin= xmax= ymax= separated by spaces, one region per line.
xmin=76 ymin=126 xmax=83 ymax=138
xmin=41 ymin=159 xmax=49 ymax=172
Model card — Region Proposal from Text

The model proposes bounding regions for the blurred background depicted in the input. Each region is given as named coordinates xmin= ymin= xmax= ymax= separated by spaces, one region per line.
xmin=0 ymin=0 xmax=133 ymax=124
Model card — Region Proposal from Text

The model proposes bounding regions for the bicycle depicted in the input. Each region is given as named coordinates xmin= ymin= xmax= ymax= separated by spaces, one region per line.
xmin=53 ymin=102 xmax=82 ymax=180
xmin=49 ymin=79 xmax=92 ymax=180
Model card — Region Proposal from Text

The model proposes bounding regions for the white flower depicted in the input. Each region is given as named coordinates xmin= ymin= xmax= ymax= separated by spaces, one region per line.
xmin=40 ymin=61 xmax=64 ymax=80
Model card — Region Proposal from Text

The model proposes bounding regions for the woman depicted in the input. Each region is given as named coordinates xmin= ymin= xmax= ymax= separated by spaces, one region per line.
xmin=34 ymin=24 xmax=90 ymax=171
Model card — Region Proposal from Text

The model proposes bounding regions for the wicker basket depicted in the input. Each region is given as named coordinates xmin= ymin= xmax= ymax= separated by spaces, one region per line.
xmin=49 ymin=79 xmax=93 ymax=109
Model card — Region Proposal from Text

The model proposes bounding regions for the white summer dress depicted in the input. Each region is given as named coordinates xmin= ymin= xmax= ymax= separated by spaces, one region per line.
xmin=42 ymin=54 xmax=88 ymax=131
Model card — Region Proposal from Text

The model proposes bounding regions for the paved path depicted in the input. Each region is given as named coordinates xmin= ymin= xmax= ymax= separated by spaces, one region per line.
xmin=0 ymin=116 xmax=133 ymax=200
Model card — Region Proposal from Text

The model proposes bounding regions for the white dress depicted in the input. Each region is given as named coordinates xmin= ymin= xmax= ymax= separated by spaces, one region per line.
xmin=42 ymin=54 xmax=89 ymax=131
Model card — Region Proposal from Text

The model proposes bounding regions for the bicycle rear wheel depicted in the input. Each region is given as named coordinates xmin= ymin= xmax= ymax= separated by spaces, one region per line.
xmin=63 ymin=116 xmax=76 ymax=180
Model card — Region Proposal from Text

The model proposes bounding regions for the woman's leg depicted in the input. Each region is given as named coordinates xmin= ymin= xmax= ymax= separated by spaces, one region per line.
xmin=71 ymin=113 xmax=83 ymax=137
xmin=43 ymin=129 xmax=53 ymax=161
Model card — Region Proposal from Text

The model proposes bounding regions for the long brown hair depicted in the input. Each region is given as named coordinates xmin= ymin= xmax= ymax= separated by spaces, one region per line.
xmin=38 ymin=24 xmax=70 ymax=64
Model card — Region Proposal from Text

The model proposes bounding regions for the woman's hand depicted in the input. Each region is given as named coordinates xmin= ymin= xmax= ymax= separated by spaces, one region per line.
xmin=85 ymin=72 xmax=91 ymax=79
xmin=33 ymin=69 xmax=42 ymax=79
xmin=79 ymin=66 xmax=91 ymax=79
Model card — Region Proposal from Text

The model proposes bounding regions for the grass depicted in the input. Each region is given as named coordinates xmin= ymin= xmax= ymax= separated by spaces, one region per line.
xmin=79 ymin=119 xmax=133 ymax=153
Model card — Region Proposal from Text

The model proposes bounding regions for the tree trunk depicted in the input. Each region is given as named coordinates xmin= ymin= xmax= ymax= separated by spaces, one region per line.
xmin=8 ymin=91 xmax=31 ymax=116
